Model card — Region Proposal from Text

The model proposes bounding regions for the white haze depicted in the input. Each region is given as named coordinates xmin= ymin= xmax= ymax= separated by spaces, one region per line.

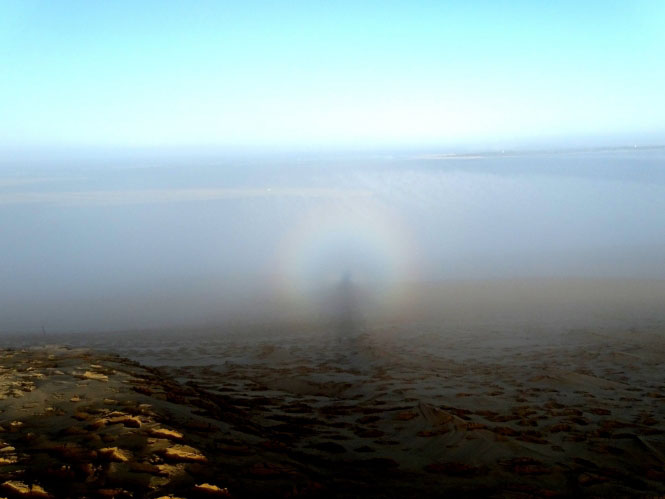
xmin=1 ymin=147 xmax=665 ymax=333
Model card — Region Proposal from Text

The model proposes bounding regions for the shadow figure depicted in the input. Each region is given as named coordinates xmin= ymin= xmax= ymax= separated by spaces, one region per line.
xmin=328 ymin=271 xmax=377 ymax=382
xmin=332 ymin=271 xmax=361 ymax=341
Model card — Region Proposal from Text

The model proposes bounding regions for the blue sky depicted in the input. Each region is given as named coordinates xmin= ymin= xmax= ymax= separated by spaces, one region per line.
xmin=1 ymin=0 xmax=664 ymax=148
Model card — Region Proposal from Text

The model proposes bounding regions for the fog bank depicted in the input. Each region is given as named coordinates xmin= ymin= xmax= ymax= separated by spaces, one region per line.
xmin=2 ymin=147 xmax=664 ymax=333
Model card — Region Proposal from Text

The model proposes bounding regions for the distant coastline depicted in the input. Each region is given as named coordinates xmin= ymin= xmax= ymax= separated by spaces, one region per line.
xmin=412 ymin=144 xmax=665 ymax=160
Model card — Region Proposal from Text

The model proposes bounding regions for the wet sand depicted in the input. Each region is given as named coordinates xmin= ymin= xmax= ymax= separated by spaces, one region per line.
xmin=2 ymin=320 xmax=665 ymax=497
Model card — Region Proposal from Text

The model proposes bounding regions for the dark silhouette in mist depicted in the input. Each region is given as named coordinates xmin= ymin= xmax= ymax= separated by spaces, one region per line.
xmin=332 ymin=271 xmax=361 ymax=341
xmin=328 ymin=272 xmax=376 ymax=386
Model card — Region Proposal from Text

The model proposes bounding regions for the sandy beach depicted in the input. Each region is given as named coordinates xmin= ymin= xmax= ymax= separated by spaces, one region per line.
xmin=2 ymin=312 xmax=665 ymax=497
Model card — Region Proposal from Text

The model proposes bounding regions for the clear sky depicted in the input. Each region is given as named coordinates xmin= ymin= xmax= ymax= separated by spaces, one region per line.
xmin=1 ymin=0 xmax=664 ymax=149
